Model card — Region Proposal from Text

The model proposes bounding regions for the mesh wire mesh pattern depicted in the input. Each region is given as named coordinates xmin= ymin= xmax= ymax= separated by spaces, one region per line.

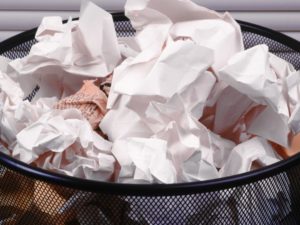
xmin=0 ymin=16 xmax=300 ymax=225
xmin=0 ymin=160 xmax=300 ymax=224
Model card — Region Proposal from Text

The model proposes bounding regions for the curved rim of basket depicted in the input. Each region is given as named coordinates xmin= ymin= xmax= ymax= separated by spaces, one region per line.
xmin=1 ymin=13 xmax=300 ymax=54
xmin=1 ymin=150 xmax=300 ymax=196
xmin=0 ymin=13 xmax=300 ymax=196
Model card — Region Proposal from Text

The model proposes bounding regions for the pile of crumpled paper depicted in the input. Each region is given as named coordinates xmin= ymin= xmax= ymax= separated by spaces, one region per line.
xmin=0 ymin=0 xmax=299 ymax=184
xmin=1 ymin=0 xmax=298 ymax=224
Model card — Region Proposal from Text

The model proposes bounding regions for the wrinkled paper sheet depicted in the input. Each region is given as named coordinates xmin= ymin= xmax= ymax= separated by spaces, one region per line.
xmin=9 ymin=1 xmax=121 ymax=99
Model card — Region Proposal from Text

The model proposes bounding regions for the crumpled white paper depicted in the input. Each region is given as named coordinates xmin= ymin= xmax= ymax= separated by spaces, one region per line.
xmin=219 ymin=45 xmax=284 ymax=116
xmin=100 ymin=2 xmax=227 ymax=182
xmin=103 ymin=81 xmax=225 ymax=183
xmin=114 ymin=40 xmax=213 ymax=98
xmin=125 ymin=0 xmax=243 ymax=70
xmin=101 ymin=33 xmax=219 ymax=182
xmin=107 ymin=0 xmax=243 ymax=109
xmin=218 ymin=44 xmax=300 ymax=148
xmin=144 ymin=95 xmax=221 ymax=182
xmin=8 ymin=1 xmax=121 ymax=99
xmin=0 ymin=68 xmax=56 ymax=145
xmin=289 ymin=103 xmax=300 ymax=134
xmin=100 ymin=0 xmax=293 ymax=184
xmin=13 ymin=109 xmax=115 ymax=181
xmin=213 ymin=86 xmax=255 ymax=134
xmin=0 ymin=56 xmax=11 ymax=73
xmin=112 ymin=137 xmax=176 ymax=183
xmin=0 ymin=2 xmax=120 ymax=181
xmin=220 ymin=137 xmax=281 ymax=177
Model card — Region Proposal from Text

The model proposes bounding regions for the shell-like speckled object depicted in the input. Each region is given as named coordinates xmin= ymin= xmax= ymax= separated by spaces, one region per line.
xmin=55 ymin=80 xmax=108 ymax=130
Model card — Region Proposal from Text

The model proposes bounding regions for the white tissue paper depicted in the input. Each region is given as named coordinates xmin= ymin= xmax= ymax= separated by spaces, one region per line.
xmin=289 ymin=103 xmax=300 ymax=134
xmin=100 ymin=0 xmax=288 ymax=185
xmin=126 ymin=0 xmax=244 ymax=70
xmin=220 ymin=137 xmax=281 ymax=177
xmin=144 ymin=95 xmax=221 ymax=182
xmin=218 ymin=44 xmax=300 ymax=148
xmin=0 ymin=69 xmax=56 ymax=145
xmin=107 ymin=0 xmax=243 ymax=108
xmin=8 ymin=1 xmax=121 ymax=99
xmin=112 ymin=137 xmax=176 ymax=183
xmin=219 ymin=45 xmax=284 ymax=115
xmin=0 ymin=2 xmax=120 ymax=181
xmin=13 ymin=109 xmax=115 ymax=180
xmin=213 ymin=86 xmax=255 ymax=134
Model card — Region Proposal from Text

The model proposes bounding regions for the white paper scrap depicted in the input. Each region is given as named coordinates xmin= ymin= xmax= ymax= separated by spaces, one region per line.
xmin=145 ymin=95 xmax=220 ymax=181
xmin=219 ymin=45 xmax=287 ymax=117
xmin=114 ymin=40 xmax=213 ymax=97
xmin=220 ymin=137 xmax=281 ymax=177
xmin=289 ymin=103 xmax=300 ymax=134
xmin=112 ymin=137 xmax=176 ymax=184
xmin=0 ymin=71 xmax=56 ymax=144
xmin=213 ymin=86 xmax=254 ymax=134
xmin=9 ymin=1 xmax=121 ymax=99
xmin=170 ymin=19 xmax=243 ymax=70
xmin=12 ymin=109 xmax=114 ymax=181
xmin=247 ymin=106 xmax=290 ymax=147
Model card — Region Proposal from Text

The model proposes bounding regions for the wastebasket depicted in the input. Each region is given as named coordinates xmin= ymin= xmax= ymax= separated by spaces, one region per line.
xmin=0 ymin=13 xmax=300 ymax=225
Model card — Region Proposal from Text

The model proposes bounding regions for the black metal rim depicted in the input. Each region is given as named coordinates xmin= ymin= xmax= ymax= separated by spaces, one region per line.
xmin=1 ymin=151 xmax=300 ymax=196
xmin=1 ymin=13 xmax=300 ymax=196
xmin=238 ymin=20 xmax=300 ymax=52
xmin=1 ymin=13 xmax=300 ymax=54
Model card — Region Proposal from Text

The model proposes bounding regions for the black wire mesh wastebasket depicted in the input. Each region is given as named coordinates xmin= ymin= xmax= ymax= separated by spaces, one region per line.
xmin=0 ymin=13 xmax=300 ymax=225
